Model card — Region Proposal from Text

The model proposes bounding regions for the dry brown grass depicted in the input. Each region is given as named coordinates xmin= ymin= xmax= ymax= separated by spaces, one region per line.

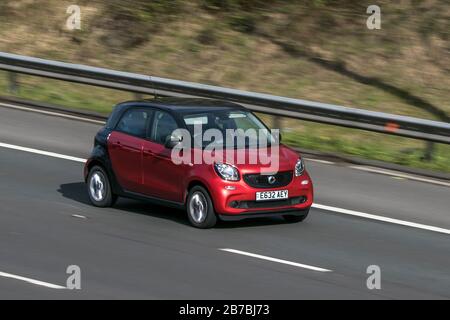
xmin=0 ymin=1 xmax=448 ymax=120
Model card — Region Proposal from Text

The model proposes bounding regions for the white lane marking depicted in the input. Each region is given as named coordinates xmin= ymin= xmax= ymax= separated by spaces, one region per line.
xmin=304 ymin=157 xmax=335 ymax=165
xmin=220 ymin=249 xmax=332 ymax=272
xmin=313 ymin=203 xmax=450 ymax=235
xmin=0 ymin=271 xmax=66 ymax=289
xmin=349 ymin=165 xmax=450 ymax=188
xmin=0 ymin=142 xmax=86 ymax=163
xmin=0 ymin=102 xmax=106 ymax=125
xmin=71 ymin=214 xmax=88 ymax=219
xmin=1 ymin=141 xmax=449 ymax=236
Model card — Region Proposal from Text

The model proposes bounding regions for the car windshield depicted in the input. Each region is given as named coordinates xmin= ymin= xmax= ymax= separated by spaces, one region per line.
xmin=182 ymin=110 xmax=277 ymax=149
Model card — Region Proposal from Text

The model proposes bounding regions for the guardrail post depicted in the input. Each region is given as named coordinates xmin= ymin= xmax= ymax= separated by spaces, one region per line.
xmin=422 ymin=141 xmax=435 ymax=162
xmin=8 ymin=72 xmax=19 ymax=95
xmin=272 ymin=116 xmax=282 ymax=131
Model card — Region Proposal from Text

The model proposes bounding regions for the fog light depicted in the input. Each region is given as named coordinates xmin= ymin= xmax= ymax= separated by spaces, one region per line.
xmin=230 ymin=201 xmax=239 ymax=208
xmin=224 ymin=186 xmax=236 ymax=190
xmin=301 ymin=180 xmax=309 ymax=185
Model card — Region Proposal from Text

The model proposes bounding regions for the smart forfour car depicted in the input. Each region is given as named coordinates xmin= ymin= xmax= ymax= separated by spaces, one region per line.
xmin=84 ymin=98 xmax=313 ymax=228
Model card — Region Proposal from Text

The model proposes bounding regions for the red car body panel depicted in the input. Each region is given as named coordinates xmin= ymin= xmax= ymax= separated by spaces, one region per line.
xmin=108 ymin=131 xmax=143 ymax=192
xmin=141 ymin=139 xmax=185 ymax=202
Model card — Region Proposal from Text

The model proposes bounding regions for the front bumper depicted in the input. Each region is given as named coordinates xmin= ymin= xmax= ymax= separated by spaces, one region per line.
xmin=219 ymin=207 xmax=310 ymax=221
xmin=208 ymin=170 xmax=314 ymax=216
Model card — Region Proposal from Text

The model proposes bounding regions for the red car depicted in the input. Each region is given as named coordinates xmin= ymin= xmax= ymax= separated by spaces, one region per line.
xmin=84 ymin=98 xmax=313 ymax=228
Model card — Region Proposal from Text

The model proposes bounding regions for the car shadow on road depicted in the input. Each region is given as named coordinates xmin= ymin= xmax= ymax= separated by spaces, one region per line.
xmin=58 ymin=182 xmax=92 ymax=206
xmin=57 ymin=182 xmax=190 ymax=226
xmin=58 ymin=182 xmax=291 ymax=229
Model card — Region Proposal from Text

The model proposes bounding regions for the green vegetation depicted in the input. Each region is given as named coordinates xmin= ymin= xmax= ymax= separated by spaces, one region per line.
xmin=282 ymin=123 xmax=450 ymax=173
xmin=0 ymin=72 xmax=133 ymax=114
xmin=0 ymin=0 xmax=448 ymax=173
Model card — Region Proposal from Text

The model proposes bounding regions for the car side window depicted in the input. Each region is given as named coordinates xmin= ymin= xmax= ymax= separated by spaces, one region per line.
xmin=116 ymin=108 xmax=152 ymax=138
xmin=150 ymin=111 xmax=179 ymax=145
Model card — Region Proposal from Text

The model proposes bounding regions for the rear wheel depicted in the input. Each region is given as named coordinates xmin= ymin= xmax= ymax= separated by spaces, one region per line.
xmin=283 ymin=208 xmax=310 ymax=223
xmin=87 ymin=166 xmax=117 ymax=207
xmin=187 ymin=186 xmax=217 ymax=229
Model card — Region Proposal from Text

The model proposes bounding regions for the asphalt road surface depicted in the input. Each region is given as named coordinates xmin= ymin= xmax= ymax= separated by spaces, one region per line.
xmin=0 ymin=103 xmax=449 ymax=299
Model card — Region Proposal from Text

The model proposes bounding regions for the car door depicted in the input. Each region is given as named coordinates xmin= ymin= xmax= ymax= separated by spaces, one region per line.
xmin=141 ymin=110 xmax=185 ymax=203
xmin=108 ymin=108 xmax=152 ymax=193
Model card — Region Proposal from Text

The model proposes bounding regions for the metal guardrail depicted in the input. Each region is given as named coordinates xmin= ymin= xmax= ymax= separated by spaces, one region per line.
xmin=0 ymin=52 xmax=449 ymax=144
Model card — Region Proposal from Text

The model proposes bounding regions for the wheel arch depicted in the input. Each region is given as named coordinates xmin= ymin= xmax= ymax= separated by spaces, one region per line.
xmin=184 ymin=179 xmax=215 ymax=208
xmin=84 ymin=158 xmax=106 ymax=182
xmin=85 ymin=156 xmax=122 ymax=195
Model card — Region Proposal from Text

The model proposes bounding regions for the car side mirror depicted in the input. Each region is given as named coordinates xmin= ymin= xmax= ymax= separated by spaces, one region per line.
xmin=164 ymin=135 xmax=183 ymax=149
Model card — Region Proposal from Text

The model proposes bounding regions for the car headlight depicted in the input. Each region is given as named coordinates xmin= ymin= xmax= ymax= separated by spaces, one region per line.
xmin=295 ymin=158 xmax=305 ymax=176
xmin=214 ymin=163 xmax=240 ymax=181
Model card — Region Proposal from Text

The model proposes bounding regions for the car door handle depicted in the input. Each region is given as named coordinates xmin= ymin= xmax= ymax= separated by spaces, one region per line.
xmin=111 ymin=141 xmax=121 ymax=149
xmin=143 ymin=150 xmax=155 ymax=157
xmin=154 ymin=153 xmax=171 ymax=161
xmin=115 ymin=142 xmax=135 ymax=150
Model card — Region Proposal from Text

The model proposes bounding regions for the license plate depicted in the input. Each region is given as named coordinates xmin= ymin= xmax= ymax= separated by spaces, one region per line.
xmin=256 ymin=190 xmax=288 ymax=201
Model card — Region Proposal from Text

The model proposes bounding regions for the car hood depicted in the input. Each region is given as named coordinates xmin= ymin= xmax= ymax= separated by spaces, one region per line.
xmin=197 ymin=144 xmax=300 ymax=174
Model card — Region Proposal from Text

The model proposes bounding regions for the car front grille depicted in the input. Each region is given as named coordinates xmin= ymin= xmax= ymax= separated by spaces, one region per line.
xmin=243 ymin=171 xmax=293 ymax=188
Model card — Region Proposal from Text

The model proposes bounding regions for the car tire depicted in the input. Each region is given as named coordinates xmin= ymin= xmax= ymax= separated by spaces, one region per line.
xmin=187 ymin=186 xmax=217 ymax=229
xmin=87 ymin=165 xmax=117 ymax=207
xmin=283 ymin=208 xmax=310 ymax=223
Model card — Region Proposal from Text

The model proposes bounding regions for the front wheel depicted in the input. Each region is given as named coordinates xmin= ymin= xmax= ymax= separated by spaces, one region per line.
xmin=283 ymin=208 xmax=310 ymax=223
xmin=187 ymin=186 xmax=217 ymax=229
xmin=87 ymin=166 xmax=117 ymax=207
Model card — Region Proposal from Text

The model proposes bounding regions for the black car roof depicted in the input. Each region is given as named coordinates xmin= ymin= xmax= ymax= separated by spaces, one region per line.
xmin=118 ymin=98 xmax=247 ymax=113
